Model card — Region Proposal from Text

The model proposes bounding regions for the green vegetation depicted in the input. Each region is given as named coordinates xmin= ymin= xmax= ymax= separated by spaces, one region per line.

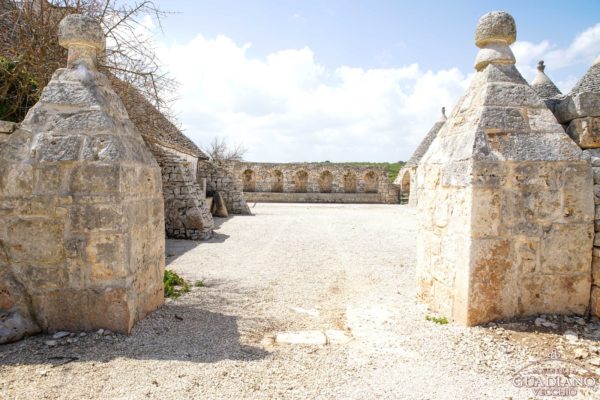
xmin=315 ymin=161 xmax=405 ymax=183
xmin=0 ymin=57 xmax=40 ymax=122
xmin=194 ymin=280 xmax=205 ymax=288
xmin=425 ymin=315 xmax=449 ymax=325
xmin=163 ymin=270 xmax=190 ymax=299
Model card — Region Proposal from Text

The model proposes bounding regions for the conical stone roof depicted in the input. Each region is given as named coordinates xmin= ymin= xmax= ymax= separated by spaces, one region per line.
xmin=531 ymin=61 xmax=562 ymax=99
xmin=569 ymin=56 xmax=600 ymax=96
xmin=406 ymin=108 xmax=447 ymax=167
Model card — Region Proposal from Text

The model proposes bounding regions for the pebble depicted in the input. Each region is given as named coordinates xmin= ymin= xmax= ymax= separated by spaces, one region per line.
xmin=79 ymin=332 xmax=87 ymax=337
xmin=589 ymin=357 xmax=600 ymax=367
xmin=52 ymin=331 xmax=70 ymax=339
xmin=44 ymin=340 xmax=57 ymax=347
xmin=564 ymin=330 xmax=578 ymax=343
xmin=541 ymin=321 xmax=558 ymax=329
xmin=575 ymin=317 xmax=586 ymax=326
xmin=96 ymin=329 xmax=104 ymax=335
xmin=574 ymin=348 xmax=589 ymax=359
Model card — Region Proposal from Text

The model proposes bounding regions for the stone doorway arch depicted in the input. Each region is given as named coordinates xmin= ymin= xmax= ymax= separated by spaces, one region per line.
xmin=364 ymin=171 xmax=378 ymax=193
xmin=272 ymin=170 xmax=283 ymax=192
xmin=400 ymin=170 xmax=411 ymax=204
xmin=242 ymin=169 xmax=256 ymax=192
xmin=343 ymin=171 xmax=357 ymax=193
xmin=294 ymin=170 xmax=308 ymax=193
xmin=319 ymin=170 xmax=333 ymax=193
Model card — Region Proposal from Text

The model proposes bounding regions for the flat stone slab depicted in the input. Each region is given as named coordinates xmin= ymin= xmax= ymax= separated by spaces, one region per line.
xmin=275 ymin=331 xmax=327 ymax=345
xmin=325 ymin=329 xmax=353 ymax=344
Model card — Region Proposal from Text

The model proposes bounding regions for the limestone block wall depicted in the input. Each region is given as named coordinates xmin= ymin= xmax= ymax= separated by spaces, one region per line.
xmin=197 ymin=161 xmax=251 ymax=215
xmin=554 ymin=65 xmax=600 ymax=317
xmin=417 ymin=11 xmax=594 ymax=326
xmin=582 ymin=150 xmax=600 ymax=316
xmin=233 ymin=162 xmax=399 ymax=204
xmin=0 ymin=15 xmax=165 ymax=341
xmin=148 ymin=143 xmax=214 ymax=240
xmin=0 ymin=121 xmax=16 ymax=151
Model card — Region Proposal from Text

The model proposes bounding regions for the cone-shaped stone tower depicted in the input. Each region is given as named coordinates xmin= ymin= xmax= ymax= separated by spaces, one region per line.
xmin=531 ymin=61 xmax=562 ymax=100
xmin=416 ymin=11 xmax=594 ymax=326
xmin=395 ymin=107 xmax=446 ymax=206
xmin=0 ymin=15 xmax=165 ymax=339
xmin=555 ymin=56 xmax=600 ymax=148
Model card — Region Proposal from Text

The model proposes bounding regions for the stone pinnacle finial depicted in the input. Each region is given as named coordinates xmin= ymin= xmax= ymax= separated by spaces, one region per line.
xmin=474 ymin=11 xmax=516 ymax=71
xmin=594 ymin=55 xmax=600 ymax=66
xmin=441 ymin=107 xmax=447 ymax=120
xmin=58 ymin=14 xmax=105 ymax=69
xmin=537 ymin=60 xmax=545 ymax=72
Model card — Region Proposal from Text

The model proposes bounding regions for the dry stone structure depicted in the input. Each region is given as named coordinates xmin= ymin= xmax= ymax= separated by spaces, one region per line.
xmin=0 ymin=15 xmax=165 ymax=342
xmin=552 ymin=57 xmax=600 ymax=317
xmin=416 ymin=11 xmax=594 ymax=326
xmin=395 ymin=108 xmax=447 ymax=206
xmin=197 ymin=161 xmax=251 ymax=215
xmin=233 ymin=162 xmax=399 ymax=204
xmin=149 ymin=143 xmax=213 ymax=240
xmin=0 ymin=121 xmax=16 ymax=151
xmin=109 ymin=78 xmax=215 ymax=240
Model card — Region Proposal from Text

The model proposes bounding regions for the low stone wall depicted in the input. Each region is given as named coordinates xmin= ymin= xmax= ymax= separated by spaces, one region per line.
xmin=234 ymin=162 xmax=399 ymax=204
xmin=149 ymin=143 xmax=213 ymax=240
xmin=244 ymin=192 xmax=381 ymax=203
xmin=197 ymin=161 xmax=251 ymax=215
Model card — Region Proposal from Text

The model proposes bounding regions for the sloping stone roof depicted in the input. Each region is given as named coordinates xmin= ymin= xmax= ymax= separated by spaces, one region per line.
xmin=109 ymin=77 xmax=209 ymax=160
xmin=531 ymin=61 xmax=562 ymax=99
xmin=569 ymin=59 xmax=600 ymax=96
xmin=406 ymin=108 xmax=447 ymax=167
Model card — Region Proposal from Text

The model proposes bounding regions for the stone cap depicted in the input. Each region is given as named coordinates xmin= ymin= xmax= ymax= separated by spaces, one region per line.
xmin=474 ymin=11 xmax=516 ymax=71
xmin=475 ymin=11 xmax=516 ymax=47
xmin=58 ymin=14 xmax=105 ymax=52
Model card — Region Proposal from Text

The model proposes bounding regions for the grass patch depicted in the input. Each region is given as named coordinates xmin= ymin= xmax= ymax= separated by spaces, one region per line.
xmin=164 ymin=270 xmax=190 ymax=299
xmin=425 ymin=315 xmax=449 ymax=325
xmin=194 ymin=280 xmax=205 ymax=288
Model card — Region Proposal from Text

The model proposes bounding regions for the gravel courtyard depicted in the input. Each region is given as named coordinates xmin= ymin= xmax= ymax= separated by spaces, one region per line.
xmin=1 ymin=203 xmax=600 ymax=399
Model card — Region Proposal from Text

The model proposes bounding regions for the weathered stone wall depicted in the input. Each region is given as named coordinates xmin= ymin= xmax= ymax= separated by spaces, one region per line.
xmin=0 ymin=121 xmax=16 ymax=151
xmin=197 ymin=161 xmax=251 ymax=215
xmin=244 ymin=192 xmax=381 ymax=203
xmin=0 ymin=15 xmax=165 ymax=341
xmin=583 ymin=150 xmax=600 ymax=317
xmin=417 ymin=11 xmax=594 ymax=326
xmin=553 ymin=59 xmax=600 ymax=317
xmin=148 ymin=143 xmax=213 ymax=240
xmin=233 ymin=162 xmax=399 ymax=204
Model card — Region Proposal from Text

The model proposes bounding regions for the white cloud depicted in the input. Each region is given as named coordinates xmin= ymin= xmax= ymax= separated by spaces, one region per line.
xmin=158 ymin=34 xmax=470 ymax=162
xmin=514 ymin=23 xmax=600 ymax=91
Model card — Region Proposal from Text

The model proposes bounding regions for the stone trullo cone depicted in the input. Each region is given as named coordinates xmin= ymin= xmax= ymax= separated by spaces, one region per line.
xmin=0 ymin=14 xmax=165 ymax=339
xmin=415 ymin=11 xmax=594 ymax=326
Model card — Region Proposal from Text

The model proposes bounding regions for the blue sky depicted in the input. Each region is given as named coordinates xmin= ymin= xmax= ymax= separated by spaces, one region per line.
xmin=144 ymin=0 xmax=600 ymax=162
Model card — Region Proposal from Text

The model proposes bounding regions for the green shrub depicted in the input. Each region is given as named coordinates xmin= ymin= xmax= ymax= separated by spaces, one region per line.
xmin=0 ymin=57 xmax=40 ymax=122
xmin=163 ymin=270 xmax=190 ymax=299
xmin=425 ymin=315 xmax=449 ymax=325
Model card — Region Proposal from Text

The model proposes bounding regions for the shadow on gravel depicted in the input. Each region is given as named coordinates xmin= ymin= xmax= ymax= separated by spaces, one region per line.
xmin=0 ymin=305 xmax=269 ymax=367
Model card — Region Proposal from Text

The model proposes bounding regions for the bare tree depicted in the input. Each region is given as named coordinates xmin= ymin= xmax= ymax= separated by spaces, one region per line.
xmin=206 ymin=137 xmax=247 ymax=165
xmin=0 ymin=0 xmax=176 ymax=121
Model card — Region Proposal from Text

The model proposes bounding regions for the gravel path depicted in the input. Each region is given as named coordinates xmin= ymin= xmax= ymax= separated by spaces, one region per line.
xmin=1 ymin=203 xmax=599 ymax=399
